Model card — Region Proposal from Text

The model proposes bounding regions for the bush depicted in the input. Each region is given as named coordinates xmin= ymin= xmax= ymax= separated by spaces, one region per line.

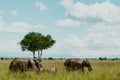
xmin=48 ymin=57 xmax=55 ymax=60
xmin=99 ymin=57 xmax=107 ymax=60
xmin=1 ymin=57 xmax=4 ymax=60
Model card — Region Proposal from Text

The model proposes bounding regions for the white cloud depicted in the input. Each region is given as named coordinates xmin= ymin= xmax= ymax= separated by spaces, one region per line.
xmin=55 ymin=18 xmax=80 ymax=27
xmin=60 ymin=0 xmax=120 ymax=24
xmin=10 ymin=10 xmax=17 ymax=16
xmin=5 ymin=22 xmax=46 ymax=33
xmin=35 ymin=2 xmax=46 ymax=11
xmin=0 ymin=17 xmax=46 ymax=33
xmin=86 ymin=23 xmax=120 ymax=50
xmin=60 ymin=0 xmax=74 ymax=9
xmin=0 ymin=40 xmax=21 ymax=53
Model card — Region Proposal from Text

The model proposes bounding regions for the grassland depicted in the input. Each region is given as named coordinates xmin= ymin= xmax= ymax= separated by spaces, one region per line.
xmin=0 ymin=59 xmax=120 ymax=80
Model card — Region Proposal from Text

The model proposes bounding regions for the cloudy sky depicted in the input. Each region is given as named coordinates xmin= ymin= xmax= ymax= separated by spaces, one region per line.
xmin=0 ymin=0 xmax=120 ymax=58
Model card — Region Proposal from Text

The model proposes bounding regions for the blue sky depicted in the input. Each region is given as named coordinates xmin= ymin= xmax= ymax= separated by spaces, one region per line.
xmin=0 ymin=0 xmax=120 ymax=58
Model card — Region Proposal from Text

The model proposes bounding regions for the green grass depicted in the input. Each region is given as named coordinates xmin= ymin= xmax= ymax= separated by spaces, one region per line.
xmin=0 ymin=60 xmax=120 ymax=80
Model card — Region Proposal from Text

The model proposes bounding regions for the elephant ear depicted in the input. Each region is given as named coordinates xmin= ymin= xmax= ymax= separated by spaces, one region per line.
xmin=33 ymin=59 xmax=42 ymax=70
xmin=28 ymin=58 xmax=36 ymax=69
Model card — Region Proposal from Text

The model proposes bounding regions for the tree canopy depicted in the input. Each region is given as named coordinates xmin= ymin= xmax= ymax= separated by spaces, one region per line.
xmin=20 ymin=32 xmax=56 ymax=60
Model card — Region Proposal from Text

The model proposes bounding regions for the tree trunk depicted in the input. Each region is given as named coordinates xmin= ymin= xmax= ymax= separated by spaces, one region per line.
xmin=33 ymin=51 xmax=35 ymax=58
xmin=38 ymin=50 xmax=42 ymax=62
xmin=38 ymin=50 xmax=40 ymax=59
xmin=40 ymin=50 xmax=42 ymax=61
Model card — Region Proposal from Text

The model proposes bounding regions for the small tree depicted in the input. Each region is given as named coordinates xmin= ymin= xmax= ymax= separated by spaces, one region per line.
xmin=20 ymin=32 xmax=56 ymax=60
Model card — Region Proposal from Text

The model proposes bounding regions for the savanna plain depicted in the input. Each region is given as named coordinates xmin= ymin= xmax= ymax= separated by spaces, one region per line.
xmin=0 ymin=59 xmax=120 ymax=80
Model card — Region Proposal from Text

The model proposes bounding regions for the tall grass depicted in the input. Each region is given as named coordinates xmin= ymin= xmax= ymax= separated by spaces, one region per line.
xmin=0 ymin=60 xmax=120 ymax=80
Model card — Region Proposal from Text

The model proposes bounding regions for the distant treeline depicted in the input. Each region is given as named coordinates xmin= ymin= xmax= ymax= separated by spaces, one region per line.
xmin=0 ymin=57 xmax=120 ymax=60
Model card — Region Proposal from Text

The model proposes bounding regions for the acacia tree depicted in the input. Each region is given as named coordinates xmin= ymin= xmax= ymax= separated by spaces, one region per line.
xmin=20 ymin=32 xmax=38 ymax=58
xmin=20 ymin=32 xmax=56 ymax=60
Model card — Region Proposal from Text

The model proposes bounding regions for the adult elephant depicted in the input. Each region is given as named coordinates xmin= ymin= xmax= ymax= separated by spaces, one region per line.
xmin=64 ymin=58 xmax=92 ymax=72
xmin=9 ymin=58 xmax=42 ymax=72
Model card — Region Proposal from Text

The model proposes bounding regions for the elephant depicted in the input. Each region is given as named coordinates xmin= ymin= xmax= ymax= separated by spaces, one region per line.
xmin=9 ymin=58 xmax=42 ymax=72
xmin=64 ymin=58 xmax=92 ymax=72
